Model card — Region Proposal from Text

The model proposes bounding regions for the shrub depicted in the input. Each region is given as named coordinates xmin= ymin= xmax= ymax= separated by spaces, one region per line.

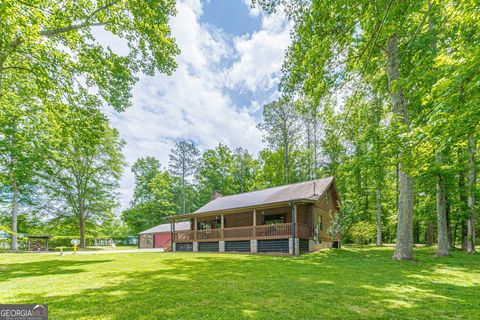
xmin=0 ymin=235 xmax=135 ymax=250
xmin=49 ymin=236 xmax=134 ymax=247
xmin=349 ymin=221 xmax=376 ymax=245
xmin=0 ymin=237 xmax=28 ymax=251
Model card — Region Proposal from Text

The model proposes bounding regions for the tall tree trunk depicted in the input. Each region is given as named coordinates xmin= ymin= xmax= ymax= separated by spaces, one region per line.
xmin=9 ymin=130 xmax=19 ymax=252
xmin=306 ymin=120 xmax=312 ymax=180
xmin=426 ymin=220 xmax=435 ymax=247
xmin=466 ymin=135 xmax=476 ymax=253
xmin=376 ymin=188 xmax=382 ymax=246
xmin=459 ymin=167 xmax=468 ymax=250
xmin=10 ymin=180 xmax=19 ymax=252
xmin=461 ymin=220 xmax=468 ymax=251
xmin=386 ymin=34 xmax=414 ymax=260
xmin=395 ymin=158 xmax=400 ymax=215
xmin=313 ymin=111 xmax=318 ymax=179
xmin=436 ymin=153 xmax=449 ymax=256
xmin=182 ymin=171 xmax=186 ymax=215
xmin=0 ymin=57 xmax=4 ymax=97
xmin=446 ymin=202 xmax=452 ymax=248
xmin=452 ymin=221 xmax=458 ymax=249
xmin=79 ymin=215 xmax=86 ymax=249
xmin=285 ymin=142 xmax=289 ymax=184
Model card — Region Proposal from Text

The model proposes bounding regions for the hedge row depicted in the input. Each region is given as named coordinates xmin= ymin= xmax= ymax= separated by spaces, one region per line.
xmin=0 ymin=236 xmax=136 ymax=250
xmin=48 ymin=236 xmax=133 ymax=247
xmin=0 ymin=237 xmax=28 ymax=250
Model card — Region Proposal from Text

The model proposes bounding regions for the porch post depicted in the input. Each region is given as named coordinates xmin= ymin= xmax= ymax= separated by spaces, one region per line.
xmin=171 ymin=220 xmax=176 ymax=252
xmin=193 ymin=217 xmax=198 ymax=252
xmin=221 ymin=214 xmax=224 ymax=239
xmin=194 ymin=217 xmax=197 ymax=241
xmin=219 ymin=214 xmax=225 ymax=252
xmin=251 ymin=209 xmax=257 ymax=253
xmin=252 ymin=209 xmax=256 ymax=237
xmin=290 ymin=204 xmax=299 ymax=256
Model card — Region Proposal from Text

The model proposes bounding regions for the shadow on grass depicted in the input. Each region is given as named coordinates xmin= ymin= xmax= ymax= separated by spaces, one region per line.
xmin=10 ymin=248 xmax=480 ymax=319
xmin=0 ymin=259 xmax=113 ymax=282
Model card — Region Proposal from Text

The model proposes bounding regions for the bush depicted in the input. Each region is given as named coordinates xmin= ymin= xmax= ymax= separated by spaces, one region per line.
xmin=49 ymin=236 xmax=134 ymax=247
xmin=349 ymin=221 xmax=376 ymax=245
xmin=0 ymin=235 xmax=135 ymax=250
xmin=0 ymin=237 xmax=28 ymax=251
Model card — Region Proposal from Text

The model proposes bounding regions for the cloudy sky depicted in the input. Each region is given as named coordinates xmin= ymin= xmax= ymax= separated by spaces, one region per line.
xmin=96 ymin=0 xmax=292 ymax=210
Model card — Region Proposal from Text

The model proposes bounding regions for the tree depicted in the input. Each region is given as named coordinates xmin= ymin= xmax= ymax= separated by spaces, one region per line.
xmin=0 ymin=0 xmax=179 ymax=111
xmin=131 ymin=157 xmax=161 ymax=206
xmin=257 ymin=0 xmax=436 ymax=259
xmin=42 ymin=97 xmax=124 ymax=248
xmin=1 ymin=0 xmax=179 ymax=251
xmin=231 ymin=148 xmax=260 ymax=193
xmin=386 ymin=32 xmax=415 ymax=260
xmin=0 ymin=84 xmax=46 ymax=252
xmin=196 ymin=144 xmax=235 ymax=202
xmin=169 ymin=141 xmax=199 ymax=214
xmin=466 ymin=136 xmax=476 ymax=253
xmin=258 ymin=98 xmax=299 ymax=184
xmin=122 ymin=168 xmax=176 ymax=234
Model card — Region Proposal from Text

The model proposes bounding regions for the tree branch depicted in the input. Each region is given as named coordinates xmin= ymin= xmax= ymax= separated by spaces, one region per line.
xmin=3 ymin=66 xmax=34 ymax=72
xmin=17 ymin=0 xmax=53 ymax=14
xmin=40 ymin=22 xmax=104 ymax=37
xmin=40 ymin=0 xmax=121 ymax=37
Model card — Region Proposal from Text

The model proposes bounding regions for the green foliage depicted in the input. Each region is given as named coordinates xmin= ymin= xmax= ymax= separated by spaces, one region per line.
xmin=0 ymin=237 xmax=27 ymax=251
xmin=0 ymin=0 xmax=179 ymax=111
xmin=41 ymin=98 xmax=124 ymax=247
xmin=349 ymin=221 xmax=377 ymax=245
xmin=122 ymin=158 xmax=176 ymax=234
xmin=0 ymin=225 xmax=13 ymax=234
xmin=169 ymin=141 xmax=200 ymax=214
xmin=131 ymin=157 xmax=161 ymax=206
xmin=47 ymin=235 xmax=129 ymax=248
xmin=0 ymin=0 xmax=179 ymax=250
xmin=255 ymin=0 xmax=480 ymax=248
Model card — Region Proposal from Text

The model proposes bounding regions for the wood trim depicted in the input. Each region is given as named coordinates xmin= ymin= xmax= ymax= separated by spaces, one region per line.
xmin=172 ymin=223 xmax=312 ymax=243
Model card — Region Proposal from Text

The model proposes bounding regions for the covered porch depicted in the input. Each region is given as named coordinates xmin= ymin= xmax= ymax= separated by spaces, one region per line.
xmin=170 ymin=203 xmax=314 ymax=254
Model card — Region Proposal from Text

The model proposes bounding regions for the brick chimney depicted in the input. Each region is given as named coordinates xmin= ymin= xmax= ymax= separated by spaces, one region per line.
xmin=211 ymin=191 xmax=222 ymax=200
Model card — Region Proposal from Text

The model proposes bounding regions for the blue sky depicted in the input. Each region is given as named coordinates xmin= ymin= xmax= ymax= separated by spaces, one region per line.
xmin=202 ymin=0 xmax=262 ymax=36
xmin=94 ymin=0 xmax=292 ymax=210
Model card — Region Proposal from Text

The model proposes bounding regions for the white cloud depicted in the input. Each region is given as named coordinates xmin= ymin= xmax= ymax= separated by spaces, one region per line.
xmin=226 ymin=8 xmax=291 ymax=93
xmin=94 ymin=0 xmax=291 ymax=211
xmin=242 ymin=0 xmax=262 ymax=17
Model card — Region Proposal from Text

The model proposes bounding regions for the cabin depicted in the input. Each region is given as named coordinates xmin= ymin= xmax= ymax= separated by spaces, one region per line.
xmin=168 ymin=177 xmax=340 ymax=255
xmin=139 ymin=222 xmax=190 ymax=249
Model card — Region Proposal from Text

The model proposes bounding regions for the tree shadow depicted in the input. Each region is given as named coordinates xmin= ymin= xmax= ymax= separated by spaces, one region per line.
xmin=0 ymin=259 xmax=113 ymax=282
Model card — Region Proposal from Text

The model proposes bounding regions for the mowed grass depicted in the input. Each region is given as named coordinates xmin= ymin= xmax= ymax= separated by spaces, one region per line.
xmin=1 ymin=246 xmax=479 ymax=319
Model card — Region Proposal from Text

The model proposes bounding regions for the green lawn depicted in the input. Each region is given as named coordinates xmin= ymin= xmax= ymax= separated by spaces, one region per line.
xmin=1 ymin=246 xmax=479 ymax=319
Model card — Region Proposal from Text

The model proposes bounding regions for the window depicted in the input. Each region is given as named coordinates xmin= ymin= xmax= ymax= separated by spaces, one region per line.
xmin=263 ymin=214 xmax=285 ymax=225
xmin=319 ymin=215 xmax=323 ymax=231
xmin=198 ymin=218 xmax=221 ymax=230
xmin=198 ymin=222 xmax=210 ymax=230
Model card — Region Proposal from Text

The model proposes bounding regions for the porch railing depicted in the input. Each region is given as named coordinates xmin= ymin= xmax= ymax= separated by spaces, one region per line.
xmin=173 ymin=223 xmax=312 ymax=242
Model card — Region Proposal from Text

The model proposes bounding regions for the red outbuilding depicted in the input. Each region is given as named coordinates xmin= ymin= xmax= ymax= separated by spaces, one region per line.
xmin=138 ymin=222 xmax=190 ymax=250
